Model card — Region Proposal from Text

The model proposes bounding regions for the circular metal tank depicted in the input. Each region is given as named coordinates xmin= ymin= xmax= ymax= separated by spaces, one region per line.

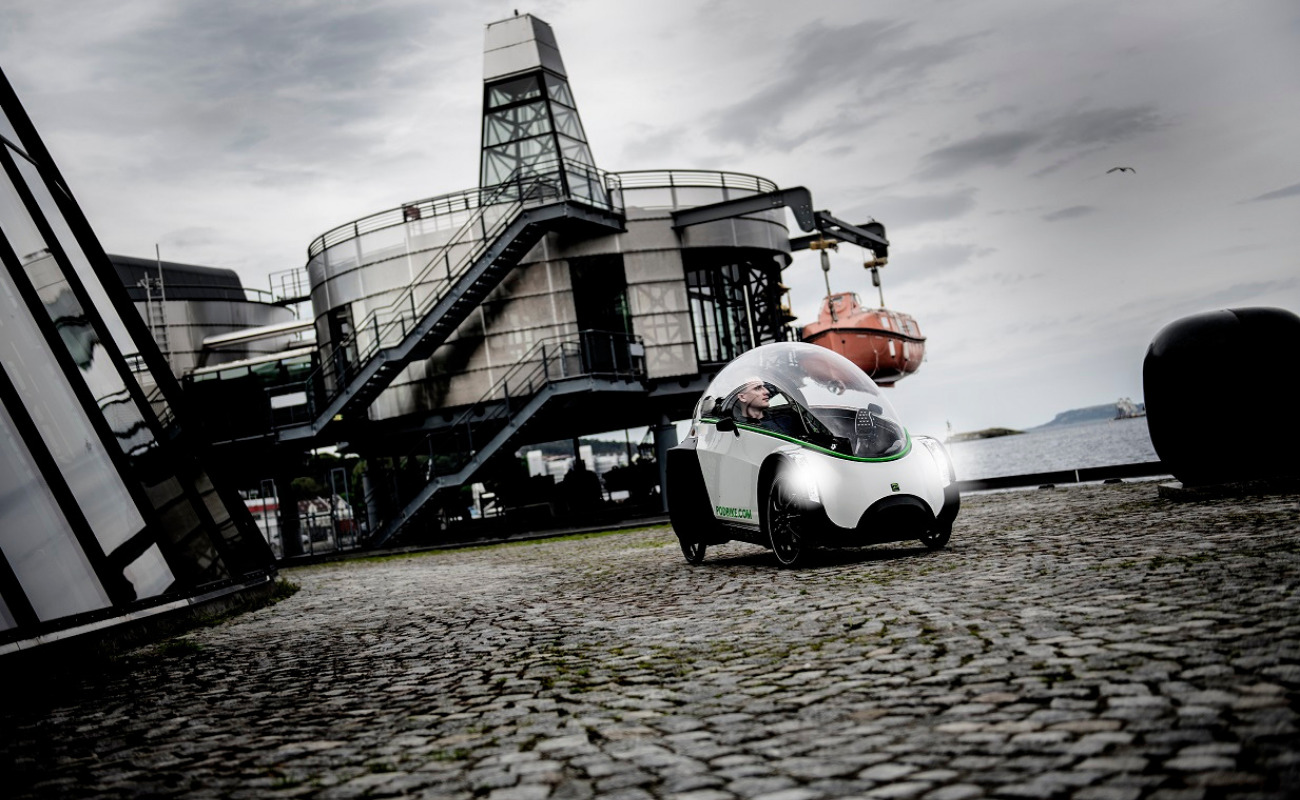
xmin=306 ymin=170 xmax=793 ymax=423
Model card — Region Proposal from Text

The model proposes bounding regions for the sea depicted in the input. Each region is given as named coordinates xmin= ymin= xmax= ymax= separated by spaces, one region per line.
xmin=944 ymin=416 xmax=1160 ymax=482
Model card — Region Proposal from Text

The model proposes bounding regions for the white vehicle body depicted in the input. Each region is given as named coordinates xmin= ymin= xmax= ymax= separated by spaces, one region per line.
xmin=667 ymin=342 xmax=959 ymax=567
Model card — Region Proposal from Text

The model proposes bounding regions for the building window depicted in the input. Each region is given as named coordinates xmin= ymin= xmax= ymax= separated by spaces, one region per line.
xmin=686 ymin=261 xmax=751 ymax=365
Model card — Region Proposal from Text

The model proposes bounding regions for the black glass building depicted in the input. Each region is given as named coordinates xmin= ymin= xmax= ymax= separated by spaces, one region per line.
xmin=0 ymin=67 xmax=276 ymax=655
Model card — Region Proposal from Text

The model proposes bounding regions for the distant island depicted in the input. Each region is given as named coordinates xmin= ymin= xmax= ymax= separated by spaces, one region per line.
xmin=947 ymin=399 xmax=1146 ymax=442
xmin=947 ymin=427 xmax=1022 ymax=442
xmin=1033 ymin=398 xmax=1146 ymax=429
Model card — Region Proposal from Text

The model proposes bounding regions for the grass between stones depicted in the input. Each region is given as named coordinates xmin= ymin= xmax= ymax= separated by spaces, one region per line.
xmin=322 ymin=525 xmax=676 ymax=566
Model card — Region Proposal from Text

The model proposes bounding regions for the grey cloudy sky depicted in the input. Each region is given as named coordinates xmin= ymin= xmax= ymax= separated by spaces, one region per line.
xmin=3 ymin=0 xmax=1298 ymax=436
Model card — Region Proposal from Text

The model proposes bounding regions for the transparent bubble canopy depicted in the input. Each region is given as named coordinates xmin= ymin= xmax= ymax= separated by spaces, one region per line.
xmin=695 ymin=342 xmax=908 ymax=458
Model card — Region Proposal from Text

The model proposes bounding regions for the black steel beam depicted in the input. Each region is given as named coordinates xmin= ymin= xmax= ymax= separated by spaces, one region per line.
xmin=671 ymin=187 xmax=817 ymax=232
xmin=790 ymin=213 xmax=889 ymax=257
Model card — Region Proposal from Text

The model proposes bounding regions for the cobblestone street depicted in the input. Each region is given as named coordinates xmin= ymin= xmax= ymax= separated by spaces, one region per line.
xmin=5 ymin=480 xmax=1300 ymax=799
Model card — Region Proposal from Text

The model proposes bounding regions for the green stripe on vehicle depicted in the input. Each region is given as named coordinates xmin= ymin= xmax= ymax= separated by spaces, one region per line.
xmin=700 ymin=417 xmax=911 ymax=462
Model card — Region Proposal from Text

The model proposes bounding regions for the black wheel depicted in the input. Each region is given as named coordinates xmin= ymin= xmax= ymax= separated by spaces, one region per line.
xmin=679 ymin=540 xmax=707 ymax=564
xmin=919 ymin=524 xmax=952 ymax=551
xmin=765 ymin=476 xmax=807 ymax=568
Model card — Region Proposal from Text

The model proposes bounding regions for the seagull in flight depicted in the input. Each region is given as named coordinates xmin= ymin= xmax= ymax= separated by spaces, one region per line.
xmin=1107 ymin=166 xmax=1136 ymax=174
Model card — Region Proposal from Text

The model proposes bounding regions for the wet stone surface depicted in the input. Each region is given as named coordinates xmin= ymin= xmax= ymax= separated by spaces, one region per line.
xmin=4 ymin=481 xmax=1300 ymax=799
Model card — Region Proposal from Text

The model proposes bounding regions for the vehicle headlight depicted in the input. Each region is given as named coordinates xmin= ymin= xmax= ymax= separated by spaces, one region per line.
xmin=918 ymin=437 xmax=955 ymax=487
xmin=784 ymin=452 xmax=822 ymax=504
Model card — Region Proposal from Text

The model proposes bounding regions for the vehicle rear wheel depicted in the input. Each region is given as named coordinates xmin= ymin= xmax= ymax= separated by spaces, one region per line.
xmin=766 ymin=476 xmax=806 ymax=568
xmin=679 ymin=540 xmax=707 ymax=564
xmin=919 ymin=524 xmax=952 ymax=551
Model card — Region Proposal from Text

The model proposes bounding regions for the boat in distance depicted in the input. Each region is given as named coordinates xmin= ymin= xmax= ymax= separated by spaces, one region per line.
xmin=800 ymin=292 xmax=926 ymax=386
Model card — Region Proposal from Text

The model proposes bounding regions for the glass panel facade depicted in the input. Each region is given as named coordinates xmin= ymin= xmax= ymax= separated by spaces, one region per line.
xmin=0 ymin=251 xmax=145 ymax=553
xmin=0 ymin=400 xmax=111 ymax=621
xmin=551 ymin=106 xmax=585 ymax=140
xmin=686 ymin=261 xmax=752 ymax=365
xmin=480 ymin=70 xmax=596 ymax=193
xmin=0 ymin=108 xmax=21 ymax=150
xmin=6 ymin=150 xmax=238 ymax=582
xmin=544 ymin=76 xmax=575 ymax=107
xmin=0 ymin=65 xmax=274 ymax=646
xmin=482 ymin=137 xmax=560 ymax=186
xmin=558 ymin=134 xmax=593 ymax=167
xmin=483 ymin=102 xmax=552 ymax=146
xmin=488 ymin=75 xmax=541 ymax=108
xmin=10 ymin=154 xmax=148 ymax=378
xmin=22 ymin=249 xmax=156 ymax=455
xmin=122 ymin=543 xmax=175 ymax=599
xmin=8 ymin=149 xmax=178 ymax=430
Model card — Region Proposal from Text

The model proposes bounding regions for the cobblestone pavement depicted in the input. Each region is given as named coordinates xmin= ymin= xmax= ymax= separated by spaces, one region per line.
xmin=4 ymin=481 xmax=1300 ymax=800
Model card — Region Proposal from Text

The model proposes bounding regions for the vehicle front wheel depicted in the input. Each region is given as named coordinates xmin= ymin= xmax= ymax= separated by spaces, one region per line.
xmin=679 ymin=540 xmax=707 ymax=564
xmin=919 ymin=524 xmax=952 ymax=551
xmin=766 ymin=476 xmax=807 ymax=568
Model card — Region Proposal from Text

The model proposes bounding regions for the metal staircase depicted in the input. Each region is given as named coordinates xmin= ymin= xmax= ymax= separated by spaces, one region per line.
xmin=269 ymin=161 xmax=625 ymax=442
xmin=366 ymin=329 xmax=646 ymax=546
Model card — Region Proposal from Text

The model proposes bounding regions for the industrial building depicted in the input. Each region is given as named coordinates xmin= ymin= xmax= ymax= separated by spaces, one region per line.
xmin=2 ymin=13 xmax=894 ymax=571
xmin=172 ymin=13 xmax=890 ymax=554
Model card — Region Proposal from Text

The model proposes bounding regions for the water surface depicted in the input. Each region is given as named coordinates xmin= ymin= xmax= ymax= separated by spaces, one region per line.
xmin=946 ymin=416 xmax=1158 ymax=481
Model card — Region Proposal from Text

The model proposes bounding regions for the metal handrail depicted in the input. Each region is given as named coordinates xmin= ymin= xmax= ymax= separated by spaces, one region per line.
xmin=338 ymin=159 xmax=620 ymax=365
xmin=307 ymin=185 xmax=497 ymax=259
xmin=280 ymin=159 xmax=624 ymax=427
xmin=124 ymin=283 xmax=280 ymax=304
xmin=370 ymin=329 xmax=645 ymax=542
xmin=351 ymin=181 xmax=534 ymax=358
xmin=307 ymin=169 xmax=765 ymax=259
xmin=306 ymin=162 xmax=625 ymax=259
xmin=611 ymin=169 xmax=778 ymax=194
xmin=267 ymin=267 xmax=310 ymax=302
xmin=442 ymin=328 xmax=643 ymax=440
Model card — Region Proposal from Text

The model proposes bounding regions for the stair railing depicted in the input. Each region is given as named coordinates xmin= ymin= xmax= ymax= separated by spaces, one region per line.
xmin=267 ymin=158 xmax=622 ymax=428
xmin=368 ymin=329 xmax=645 ymax=541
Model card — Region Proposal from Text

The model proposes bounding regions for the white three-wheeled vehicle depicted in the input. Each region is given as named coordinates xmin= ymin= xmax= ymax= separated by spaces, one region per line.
xmin=667 ymin=342 xmax=959 ymax=567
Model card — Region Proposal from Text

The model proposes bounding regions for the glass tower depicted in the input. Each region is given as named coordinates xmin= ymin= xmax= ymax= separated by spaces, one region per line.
xmin=0 ymin=66 xmax=276 ymax=654
xmin=480 ymin=14 xmax=598 ymax=198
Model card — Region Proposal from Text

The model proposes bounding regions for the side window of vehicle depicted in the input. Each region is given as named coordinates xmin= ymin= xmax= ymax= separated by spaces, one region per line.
xmin=763 ymin=390 xmax=805 ymax=437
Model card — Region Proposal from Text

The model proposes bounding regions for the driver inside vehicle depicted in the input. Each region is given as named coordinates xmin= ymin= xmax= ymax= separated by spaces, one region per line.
xmin=731 ymin=379 xmax=802 ymax=436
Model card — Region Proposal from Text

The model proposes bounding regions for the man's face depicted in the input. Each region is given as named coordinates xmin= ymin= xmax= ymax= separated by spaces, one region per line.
xmin=738 ymin=381 xmax=770 ymax=412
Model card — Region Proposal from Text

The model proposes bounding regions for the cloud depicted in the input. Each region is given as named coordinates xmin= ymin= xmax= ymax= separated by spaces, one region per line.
xmin=1042 ymin=105 xmax=1167 ymax=152
xmin=1042 ymin=205 xmax=1096 ymax=222
xmin=1245 ymin=182 xmax=1300 ymax=202
xmin=914 ymin=103 xmax=1170 ymax=180
xmin=890 ymin=241 xmax=995 ymax=284
xmin=157 ymin=226 xmax=223 ymax=249
xmin=845 ymin=188 xmax=979 ymax=229
xmin=976 ymin=105 xmax=1019 ymax=125
xmin=35 ymin=0 xmax=475 ymax=175
xmin=704 ymin=18 xmax=977 ymax=150
xmin=915 ymin=132 xmax=1042 ymax=180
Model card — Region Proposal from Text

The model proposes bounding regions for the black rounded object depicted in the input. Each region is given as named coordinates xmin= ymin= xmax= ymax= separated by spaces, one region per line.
xmin=1143 ymin=307 xmax=1300 ymax=486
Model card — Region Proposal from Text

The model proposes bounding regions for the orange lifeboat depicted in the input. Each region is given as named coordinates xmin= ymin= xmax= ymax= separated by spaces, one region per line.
xmin=800 ymin=292 xmax=926 ymax=386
